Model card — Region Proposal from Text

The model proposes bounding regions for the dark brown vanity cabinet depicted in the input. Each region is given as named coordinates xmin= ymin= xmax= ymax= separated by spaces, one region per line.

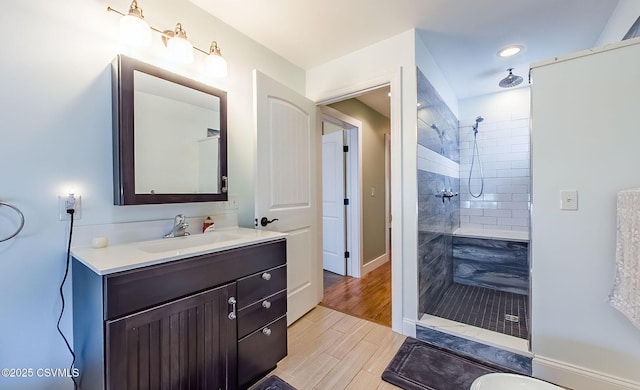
xmin=73 ymin=239 xmax=286 ymax=390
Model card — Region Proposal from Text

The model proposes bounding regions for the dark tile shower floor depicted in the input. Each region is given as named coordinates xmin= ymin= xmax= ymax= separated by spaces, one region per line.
xmin=430 ymin=283 xmax=529 ymax=339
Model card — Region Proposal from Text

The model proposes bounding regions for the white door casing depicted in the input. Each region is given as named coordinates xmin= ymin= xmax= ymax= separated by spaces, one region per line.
xmin=314 ymin=69 xmax=402 ymax=334
xmin=321 ymin=106 xmax=363 ymax=278
xmin=321 ymin=130 xmax=346 ymax=275
xmin=253 ymin=70 xmax=320 ymax=325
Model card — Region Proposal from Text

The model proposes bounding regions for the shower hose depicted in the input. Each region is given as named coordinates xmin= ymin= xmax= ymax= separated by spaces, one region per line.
xmin=468 ymin=132 xmax=484 ymax=198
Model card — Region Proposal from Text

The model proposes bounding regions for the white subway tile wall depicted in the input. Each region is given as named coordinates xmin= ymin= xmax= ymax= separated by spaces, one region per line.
xmin=417 ymin=144 xmax=460 ymax=178
xmin=459 ymin=113 xmax=530 ymax=232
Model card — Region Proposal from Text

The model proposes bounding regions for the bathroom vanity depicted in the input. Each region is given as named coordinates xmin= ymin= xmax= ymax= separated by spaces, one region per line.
xmin=72 ymin=228 xmax=287 ymax=390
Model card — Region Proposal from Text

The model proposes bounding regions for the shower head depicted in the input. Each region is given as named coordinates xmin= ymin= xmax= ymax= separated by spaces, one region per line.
xmin=499 ymin=68 xmax=523 ymax=88
xmin=431 ymin=123 xmax=444 ymax=139
xmin=472 ymin=115 xmax=483 ymax=134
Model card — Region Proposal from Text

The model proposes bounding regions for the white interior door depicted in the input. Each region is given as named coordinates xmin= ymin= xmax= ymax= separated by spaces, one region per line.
xmin=253 ymin=70 xmax=319 ymax=325
xmin=322 ymin=131 xmax=346 ymax=275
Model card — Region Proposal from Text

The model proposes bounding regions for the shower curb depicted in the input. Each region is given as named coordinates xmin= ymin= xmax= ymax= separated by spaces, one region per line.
xmin=416 ymin=324 xmax=532 ymax=375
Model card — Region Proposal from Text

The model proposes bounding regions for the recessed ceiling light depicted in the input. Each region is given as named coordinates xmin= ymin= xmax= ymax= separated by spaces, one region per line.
xmin=498 ymin=45 xmax=523 ymax=57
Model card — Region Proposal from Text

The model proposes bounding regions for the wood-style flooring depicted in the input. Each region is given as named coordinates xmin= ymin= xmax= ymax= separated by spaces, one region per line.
xmin=270 ymin=306 xmax=404 ymax=389
xmin=320 ymin=261 xmax=391 ymax=327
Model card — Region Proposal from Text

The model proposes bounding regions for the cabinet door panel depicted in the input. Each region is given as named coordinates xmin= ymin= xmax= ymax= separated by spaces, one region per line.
xmin=106 ymin=283 xmax=237 ymax=390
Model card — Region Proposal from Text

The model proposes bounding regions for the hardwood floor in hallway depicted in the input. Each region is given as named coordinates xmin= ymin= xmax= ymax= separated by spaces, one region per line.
xmin=320 ymin=261 xmax=391 ymax=327
xmin=270 ymin=306 xmax=404 ymax=389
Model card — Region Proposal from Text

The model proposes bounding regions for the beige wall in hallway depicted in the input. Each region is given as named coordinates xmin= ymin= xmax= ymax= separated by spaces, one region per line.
xmin=329 ymin=99 xmax=389 ymax=265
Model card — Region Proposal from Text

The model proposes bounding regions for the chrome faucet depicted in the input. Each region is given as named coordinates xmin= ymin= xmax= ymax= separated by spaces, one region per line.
xmin=164 ymin=214 xmax=190 ymax=238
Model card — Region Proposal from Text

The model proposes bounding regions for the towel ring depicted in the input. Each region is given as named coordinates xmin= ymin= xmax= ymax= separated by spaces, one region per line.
xmin=0 ymin=202 xmax=25 ymax=242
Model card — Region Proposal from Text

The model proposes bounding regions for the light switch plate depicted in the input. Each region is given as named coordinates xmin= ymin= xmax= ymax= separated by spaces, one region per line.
xmin=560 ymin=190 xmax=578 ymax=210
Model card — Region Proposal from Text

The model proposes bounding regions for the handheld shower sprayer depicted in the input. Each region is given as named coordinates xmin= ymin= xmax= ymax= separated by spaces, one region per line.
xmin=469 ymin=115 xmax=484 ymax=198
xmin=431 ymin=123 xmax=446 ymax=154
xmin=472 ymin=116 xmax=484 ymax=135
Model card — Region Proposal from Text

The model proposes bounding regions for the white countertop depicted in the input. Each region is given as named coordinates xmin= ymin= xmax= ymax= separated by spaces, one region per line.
xmin=72 ymin=227 xmax=287 ymax=275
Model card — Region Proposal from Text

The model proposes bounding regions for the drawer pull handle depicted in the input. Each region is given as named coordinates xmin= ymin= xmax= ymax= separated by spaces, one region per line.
xmin=261 ymin=272 xmax=272 ymax=281
xmin=228 ymin=297 xmax=237 ymax=320
xmin=262 ymin=300 xmax=271 ymax=309
xmin=262 ymin=327 xmax=272 ymax=336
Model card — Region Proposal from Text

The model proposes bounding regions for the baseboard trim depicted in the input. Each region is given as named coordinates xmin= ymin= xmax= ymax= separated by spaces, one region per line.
xmin=402 ymin=318 xmax=416 ymax=338
xmin=533 ymin=355 xmax=640 ymax=390
xmin=362 ymin=253 xmax=388 ymax=275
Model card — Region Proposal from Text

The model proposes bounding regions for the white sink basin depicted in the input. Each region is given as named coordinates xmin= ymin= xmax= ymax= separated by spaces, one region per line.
xmin=71 ymin=227 xmax=287 ymax=275
xmin=138 ymin=231 xmax=244 ymax=253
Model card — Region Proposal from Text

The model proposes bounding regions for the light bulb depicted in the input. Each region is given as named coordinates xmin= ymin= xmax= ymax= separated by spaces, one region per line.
xmin=166 ymin=23 xmax=193 ymax=64
xmin=498 ymin=45 xmax=523 ymax=58
xmin=206 ymin=42 xmax=227 ymax=78
xmin=167 ymin=36 xmax=193 ymax=64
xmin=119 ymin=1 xmax=151 ymax=47
xmin=206 ymin=54 xmax=227 ymax=78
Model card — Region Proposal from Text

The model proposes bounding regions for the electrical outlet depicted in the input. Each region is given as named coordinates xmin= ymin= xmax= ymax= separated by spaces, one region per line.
xmin=228 ymin=194 xmax=239 ymax=210
xmin=59 ymin=194 xmax=81 ymax=220
xmin=560 ymin=190 xmax=578 ymax=210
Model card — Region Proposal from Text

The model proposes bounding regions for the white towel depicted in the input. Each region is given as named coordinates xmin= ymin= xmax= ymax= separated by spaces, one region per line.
xmin=609 ymin=188 xmax=640 ymax=329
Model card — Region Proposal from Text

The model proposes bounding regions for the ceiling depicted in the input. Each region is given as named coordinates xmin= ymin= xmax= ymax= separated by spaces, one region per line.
xmin=190 ymin=0 xmax=619 ymax=101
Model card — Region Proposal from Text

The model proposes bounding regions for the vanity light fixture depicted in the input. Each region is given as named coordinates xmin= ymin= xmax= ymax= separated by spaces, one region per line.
xmin=497 ymin=45 xmax=523 ymax=58
xmin=163 ymin=23 xmax=194 ymax=64
xmin=118 ymin=0 xmax=152 ymax=47
xmin=107 ymin=1 xmax=228 ymax=76
xmin=206 ymin=41 xmax=228 ymax=77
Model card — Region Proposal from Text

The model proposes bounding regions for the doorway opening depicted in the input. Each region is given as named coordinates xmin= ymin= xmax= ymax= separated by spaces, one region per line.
xmin=318 ymin=86 xmax=392 ymax=327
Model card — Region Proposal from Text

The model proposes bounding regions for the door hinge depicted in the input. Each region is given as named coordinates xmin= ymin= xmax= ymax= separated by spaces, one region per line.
xmin=345 ymin=251 xmax=350 ymax=259
xmin=344 ymin=198 xmax=349 ymax=206
xmin=343 ymin=145 xmax=349 ymax=152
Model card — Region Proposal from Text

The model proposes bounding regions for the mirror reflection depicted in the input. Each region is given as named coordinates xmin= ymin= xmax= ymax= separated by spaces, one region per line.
xmin=133 ymin=71 xmax=221 ymax=194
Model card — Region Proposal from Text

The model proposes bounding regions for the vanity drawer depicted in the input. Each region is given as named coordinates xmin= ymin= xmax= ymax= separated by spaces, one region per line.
xmin=238 ymin=316 xmax=287 ymax=389
xmin=104 ymin=240 xmax=285 ymax=320
xmin=237 ymin=290 xmax=286 ymax=339
xmin=236 ymin=265 xmax=286 ymax=309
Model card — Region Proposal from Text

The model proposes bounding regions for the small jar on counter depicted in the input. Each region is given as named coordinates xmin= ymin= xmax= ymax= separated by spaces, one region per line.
xmin=203 ymin=216 xmax=215 ymax=232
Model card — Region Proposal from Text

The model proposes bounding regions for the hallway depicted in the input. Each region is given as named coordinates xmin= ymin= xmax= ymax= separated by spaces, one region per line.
xmin=320 ymin=261 xmax=391 ymax=327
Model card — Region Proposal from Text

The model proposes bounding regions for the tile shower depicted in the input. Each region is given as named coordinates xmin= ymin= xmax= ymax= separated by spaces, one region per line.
xmin=416 ymin=67 xmax=531 ymax=344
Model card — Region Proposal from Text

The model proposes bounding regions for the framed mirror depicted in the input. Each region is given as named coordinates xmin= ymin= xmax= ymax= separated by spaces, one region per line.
xmin=112 ymin=55 xmax=228 ymax=205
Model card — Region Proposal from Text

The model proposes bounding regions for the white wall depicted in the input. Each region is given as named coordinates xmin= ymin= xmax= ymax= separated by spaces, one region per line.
xmin=0 ymin=1 xmax=303 ymax=388
xmin=530 ymin=40 xmax=640 ymax=387
xmin=596 ymin=0 xmax=640 ymax=46
xmin=458 ymin=88 xmax=531 ymax=233
xmin=415 ymin=33 xmax=458 ymax=117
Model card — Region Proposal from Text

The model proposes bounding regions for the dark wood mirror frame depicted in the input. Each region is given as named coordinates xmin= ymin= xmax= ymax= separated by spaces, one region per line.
xmin=112 ymin=55 xmax=228 ymax=205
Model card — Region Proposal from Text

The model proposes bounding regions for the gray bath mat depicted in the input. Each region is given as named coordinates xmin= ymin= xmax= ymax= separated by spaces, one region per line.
xmin=250 ymin=375 xmax=296 ymax=390
xmin=382 ymin=338 xmax=504 ymax=390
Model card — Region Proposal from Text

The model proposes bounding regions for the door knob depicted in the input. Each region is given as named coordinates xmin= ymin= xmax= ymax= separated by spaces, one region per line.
xmin=260 ymin=217 xmax=279 ymax=227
